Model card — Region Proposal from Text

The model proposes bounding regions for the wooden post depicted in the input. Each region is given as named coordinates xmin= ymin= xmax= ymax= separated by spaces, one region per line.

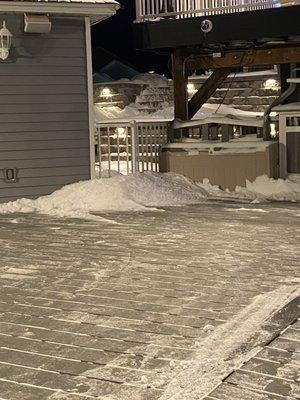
xmin=172 ymin=50 xmax=188 ymax=121
xmin=188 ymin=67 xmax=233 ymax=119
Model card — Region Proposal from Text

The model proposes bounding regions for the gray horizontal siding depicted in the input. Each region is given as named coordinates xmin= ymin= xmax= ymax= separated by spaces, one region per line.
xmin=0 ymin=15 xmax=91 ymax=202
xmin=14 ymin=166 xmax=91 ymax=178
xmin=0 ymin=85 xmax=87 ymax=95
xmin=0 ymin=157 xmax=90 ymax=169
xmin=0 ymin=148 xmax=89 ymax=161
xmin=0 ymin=184 xmax=83 ymax=201
xmin=0 ymin=66 xmax=86 ymax=76
xmin=0 ymin=139 xmax=88 ymax=151
xmin=0 ymin=104 xmax=87 ymax=114
xmin=0 ymin=131 xmax=88 ymax=142
xmin=0 ymin=94 xmax=87 ymax=104
xmin=16 ymin=47 xmax=85 ymax=58
xmin=0 ymin=113 xmax=88 ymax=123
xmin=0 ymin=175 xmax=89 ymax=189
xmin=6 ymin=57 xmax=85 ymax=67
xmin=0 ymin=121 xmax=88 ymax=132
xmin=0 ymin=76 xmax=86 ymax=86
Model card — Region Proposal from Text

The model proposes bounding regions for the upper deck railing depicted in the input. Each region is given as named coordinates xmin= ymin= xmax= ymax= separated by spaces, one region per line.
xmin=135 ymin=1 xmax=296 ymax=22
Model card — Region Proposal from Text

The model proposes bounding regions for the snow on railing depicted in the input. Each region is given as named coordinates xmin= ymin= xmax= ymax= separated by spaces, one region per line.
xmin=95 ymin=121 xmax=168 ymax=178
xmin=135 ymin=0 xmax=287 ymax=21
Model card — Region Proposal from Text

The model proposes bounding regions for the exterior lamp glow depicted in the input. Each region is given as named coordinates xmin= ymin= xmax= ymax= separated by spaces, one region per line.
xmin=270 ymin=123 xmax=277 ymax=138
xmin=0 ymin=21 xmax=13 ymax=60
xmin=100 ymin=87 xmax=112 ymax=98
xmin=264 ymin=78 xmax=278 ymax=90
xmin=117 ymin=127 xmax=126 ymax=135
xmin=187 ymin=83 xmax=196 ymax=94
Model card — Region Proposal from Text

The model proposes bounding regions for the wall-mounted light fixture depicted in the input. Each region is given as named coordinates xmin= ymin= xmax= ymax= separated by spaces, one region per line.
xmin=0 ymin=21 xmax=13 ymax=61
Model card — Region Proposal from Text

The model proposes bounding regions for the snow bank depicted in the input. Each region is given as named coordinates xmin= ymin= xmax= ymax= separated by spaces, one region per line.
xmin=131 ymin=73 xmax=170 ymax=87
xmin=198 ymin=175 xmax=300 ymax=202
xmin=0 ymin=173 xmax=207 ymax=220
xmin=0 ymin=173 xmax=298 ymax=221
xmin=159 ymin=285 xmax=299 ymax=400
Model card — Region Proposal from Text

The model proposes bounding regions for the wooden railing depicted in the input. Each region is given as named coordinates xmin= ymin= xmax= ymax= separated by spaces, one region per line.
xmin=135 ymin=0 xmax=292 ymax=21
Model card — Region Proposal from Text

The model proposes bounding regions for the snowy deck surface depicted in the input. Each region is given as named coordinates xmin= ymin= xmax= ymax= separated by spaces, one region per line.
xmin=0 ymin=202 xmax=299 ymax=399
xmin=204 ymin=320 xmax=300 ymax=400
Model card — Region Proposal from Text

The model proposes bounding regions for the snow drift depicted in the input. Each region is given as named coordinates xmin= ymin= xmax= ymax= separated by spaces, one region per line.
xmin=198 ymin=174 xmax=300 ymax=202
xmin=0 ymin=173 xmax=207 ymax=220
xmin=0 ymin=172 xmax=299 ymax=220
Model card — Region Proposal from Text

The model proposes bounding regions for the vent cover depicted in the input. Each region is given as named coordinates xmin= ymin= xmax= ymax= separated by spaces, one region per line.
xmin=24 ymin=14 xmax=52 ymax=34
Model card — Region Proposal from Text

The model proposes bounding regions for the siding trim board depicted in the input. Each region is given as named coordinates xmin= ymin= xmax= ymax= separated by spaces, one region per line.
xmin=85 ymin=16 xmax=96 ymax=180
xmin=0 ymin=14 xmax=92 ymax=202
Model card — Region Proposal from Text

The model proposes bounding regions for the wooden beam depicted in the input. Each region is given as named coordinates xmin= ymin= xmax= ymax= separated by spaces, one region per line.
xmin=186 ymin=45 xmax=300 ymax=70
xmin=172 ymin=50 xmax=188 ymax=120
xmin=188 ymin=67 xmax=232 ymax=119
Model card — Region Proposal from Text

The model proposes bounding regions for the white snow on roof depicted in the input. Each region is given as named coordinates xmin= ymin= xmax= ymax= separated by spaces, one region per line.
xmin=94 ymin=103 xmax=263 ymax=127
xmin=273 ymin=102 xmax=300 ymax=112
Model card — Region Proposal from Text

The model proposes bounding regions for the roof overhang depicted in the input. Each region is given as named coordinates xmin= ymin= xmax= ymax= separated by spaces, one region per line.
xmin=0 ymin=1 xmax=120 ymax=24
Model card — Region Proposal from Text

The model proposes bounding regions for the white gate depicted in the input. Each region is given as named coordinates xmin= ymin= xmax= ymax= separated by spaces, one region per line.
xmin=95 ymin=121 xmax=168 ymax=178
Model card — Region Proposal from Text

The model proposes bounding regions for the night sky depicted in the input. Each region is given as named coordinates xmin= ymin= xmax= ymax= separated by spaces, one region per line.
xmin=91 ymin=0 xmax=171 ymax=75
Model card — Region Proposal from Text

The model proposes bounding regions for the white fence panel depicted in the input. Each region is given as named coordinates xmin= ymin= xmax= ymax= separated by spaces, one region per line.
xmin=95 ymin=121 xmax=168 ymax=178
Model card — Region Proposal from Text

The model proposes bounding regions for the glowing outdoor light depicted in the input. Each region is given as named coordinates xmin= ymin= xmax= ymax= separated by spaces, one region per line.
xmin=0 ymin=21 xmax=13 ymax=61
xmin=187 ymin=83 xmax=196 ymax=94
xmin=264 ymin=78 xmax=279 ymax=90
xmin=270 ymin=123 xmax=277 ymax=138
xmin=117 ymin=127 xmax=125 ymax=135
xmin=100 ymin=87 xmax=112 ymax=98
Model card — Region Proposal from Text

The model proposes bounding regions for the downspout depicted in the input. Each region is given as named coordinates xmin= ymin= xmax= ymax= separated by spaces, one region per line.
xmin=263 ymin=64 xmax=299 ymax=140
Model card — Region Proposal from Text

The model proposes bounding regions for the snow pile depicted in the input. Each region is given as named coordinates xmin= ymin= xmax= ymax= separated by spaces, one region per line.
xmin=0 ymin=173 xmax=207 ymax=220
xmin=1 ymin=173 xmax=298 ymax=220
xmin=240 ymin=174 xmax=300 ymax=201
xmin=198 ymin=175 xmax=300 ymax=202
xmin=155 ymin=102 xmax=262 ymax=120
xmin=131 ymin=73 xmax=170 ymax=87
xmin=94 ymin=101 xmax=262 ymax=124
xmin=159 ymin=285 xmax=299 ymax=400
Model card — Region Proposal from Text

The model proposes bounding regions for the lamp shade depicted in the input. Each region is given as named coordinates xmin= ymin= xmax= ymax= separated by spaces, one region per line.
xmin=0 ymin=21 xmax=13 ymax=60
